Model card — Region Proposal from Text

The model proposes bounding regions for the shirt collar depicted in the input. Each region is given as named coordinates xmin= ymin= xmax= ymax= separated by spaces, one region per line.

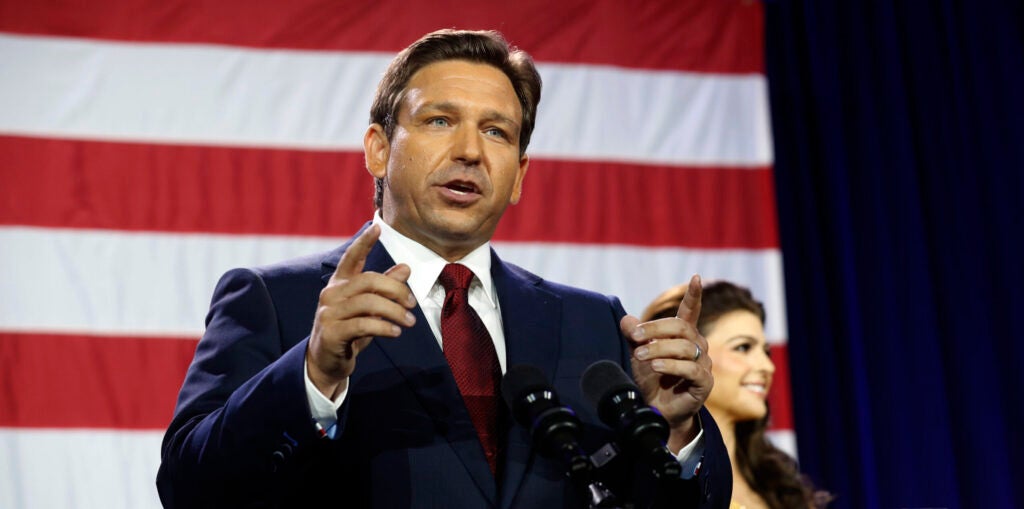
xmin=373 ymin=213 xmax=496 ymax=308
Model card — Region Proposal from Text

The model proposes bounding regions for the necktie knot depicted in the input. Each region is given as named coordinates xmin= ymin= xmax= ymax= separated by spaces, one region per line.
xmin=439 ymin=263 xmax=475 ymax=293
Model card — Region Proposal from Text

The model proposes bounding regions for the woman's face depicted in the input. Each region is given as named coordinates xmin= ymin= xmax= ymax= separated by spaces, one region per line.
xmin=704 ymin=310 xmax=776 ymax=424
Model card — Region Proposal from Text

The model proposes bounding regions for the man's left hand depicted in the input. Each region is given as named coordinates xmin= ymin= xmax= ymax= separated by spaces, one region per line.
xmin=619 ymin=274 xmax=712 ymax=453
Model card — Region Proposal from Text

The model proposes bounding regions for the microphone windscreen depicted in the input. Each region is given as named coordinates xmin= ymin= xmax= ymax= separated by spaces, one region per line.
xmin=580 ymin=360 xmax=638 ymax=409
xmin=501 ymin=364 xmax=551 ymax=407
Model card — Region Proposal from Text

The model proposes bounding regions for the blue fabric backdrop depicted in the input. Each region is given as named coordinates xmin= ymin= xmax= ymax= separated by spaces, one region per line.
xmin=764 ymin=2 xmax=1023 ymax=508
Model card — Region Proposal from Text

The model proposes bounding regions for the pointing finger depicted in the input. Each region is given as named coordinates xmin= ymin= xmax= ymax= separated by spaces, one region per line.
xmin=333 ymin=225 xmax=381 ymax=281
xmin=675 ymin=274 xmax=702 ymax=327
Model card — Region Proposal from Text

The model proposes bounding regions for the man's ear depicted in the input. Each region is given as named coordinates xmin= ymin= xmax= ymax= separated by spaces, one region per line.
xmin=510 ymin=154 xmax=530 ymax=205
xmin=364 ymin=124 xmax=389 ymax=179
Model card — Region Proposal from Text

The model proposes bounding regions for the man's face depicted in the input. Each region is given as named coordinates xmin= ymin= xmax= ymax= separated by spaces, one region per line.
xmin=365 ymin=60 xmax=529 ymax=261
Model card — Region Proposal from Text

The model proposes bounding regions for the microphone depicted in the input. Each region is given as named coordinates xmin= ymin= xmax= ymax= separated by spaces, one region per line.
xmin=580 ymin=360 xmax=682 ymax=480
xmin=501 ymin=364 xmax=591 ymax=480
xmin=503 ymin=365 xmax=625 ymax=509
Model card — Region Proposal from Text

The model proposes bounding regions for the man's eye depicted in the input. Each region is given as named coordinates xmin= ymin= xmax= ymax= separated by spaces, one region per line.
xmin=428 ymin=118 xmax=449 ymax=127
xmin=485 ymin=127 xmax=508 ymax=139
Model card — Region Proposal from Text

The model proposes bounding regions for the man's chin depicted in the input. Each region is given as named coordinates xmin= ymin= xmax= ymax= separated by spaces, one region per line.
xmin=408 ymin=216 xmax=496 ymax=256
xmin=433 ymin=224 xmax=489 ymax=245
xmin=429 ymin=213 xmax=496 ymax=240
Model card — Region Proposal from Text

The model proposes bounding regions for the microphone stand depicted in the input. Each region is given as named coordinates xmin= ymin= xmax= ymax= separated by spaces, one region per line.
xmin=583 ymin=481 xmax=622 ymax=509
xmin=576 ymin=442 xmax=627 ymax=509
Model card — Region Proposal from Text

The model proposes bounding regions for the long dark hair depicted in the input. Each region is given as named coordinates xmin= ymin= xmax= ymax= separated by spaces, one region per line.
xmin=642 ymin=281 xmax=828 ymax=508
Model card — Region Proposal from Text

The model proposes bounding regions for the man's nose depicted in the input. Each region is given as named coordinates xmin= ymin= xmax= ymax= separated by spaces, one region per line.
xmin=451 ymin=125 xmax=482 ymax=164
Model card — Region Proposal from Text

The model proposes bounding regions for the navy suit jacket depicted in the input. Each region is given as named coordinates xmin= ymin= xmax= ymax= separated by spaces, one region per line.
xmin=157 ymin=228 xmax=731 ymax=508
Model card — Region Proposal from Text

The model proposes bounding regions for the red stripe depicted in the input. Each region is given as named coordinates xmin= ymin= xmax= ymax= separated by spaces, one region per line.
xmin=0 ymin=0 xmax=763 ymax=74
xmin=0 ymin=136 xmax=780 ymax=249
xmin=0 ymin=332 xmax=792 ymax=433
xmin=767 ymin=344 xmax=793 ymax=430
xmin=0 ymin=332 xmax=197 ymax=429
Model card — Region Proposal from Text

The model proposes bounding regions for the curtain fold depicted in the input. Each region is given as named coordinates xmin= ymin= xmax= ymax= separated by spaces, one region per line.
xmin=764 ymin=2 xmax=1024 ymax=508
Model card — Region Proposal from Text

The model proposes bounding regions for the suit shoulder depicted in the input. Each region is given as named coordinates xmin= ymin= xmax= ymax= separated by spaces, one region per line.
xmin=209 ymin=246 xmax=343 ymax=315
xmin=253 ymin=248 xmax=338 ymax=281
xmin=214 ymin=245 xmax=340 ymax=287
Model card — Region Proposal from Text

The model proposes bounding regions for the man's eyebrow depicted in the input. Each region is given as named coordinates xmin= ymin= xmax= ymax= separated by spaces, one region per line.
xmin=415 ymin=101 xmax=520 ymax=128
xmin=415 ymin=101 xmax=460 ymax=115
xmin=483 ymin=111 xmax=520 ymax=129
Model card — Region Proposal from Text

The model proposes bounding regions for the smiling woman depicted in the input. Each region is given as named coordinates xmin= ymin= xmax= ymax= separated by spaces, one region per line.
xmin=642 ymin=281 xmax=830 ymax=509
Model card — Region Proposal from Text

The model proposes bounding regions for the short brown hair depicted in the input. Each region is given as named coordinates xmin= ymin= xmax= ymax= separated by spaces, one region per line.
xmin=369 ymin=29 xmax=543 ymax=208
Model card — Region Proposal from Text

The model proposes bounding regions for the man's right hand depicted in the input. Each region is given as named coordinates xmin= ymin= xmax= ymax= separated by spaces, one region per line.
xmin=306 ymin=224 xmax=417 ymax=399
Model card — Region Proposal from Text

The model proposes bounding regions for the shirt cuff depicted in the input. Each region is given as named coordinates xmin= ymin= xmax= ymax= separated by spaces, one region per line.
xmin=303 ymin=361 xmax=348 ymax=439
xmin=674 ymin=417 xmax=706 ymax=480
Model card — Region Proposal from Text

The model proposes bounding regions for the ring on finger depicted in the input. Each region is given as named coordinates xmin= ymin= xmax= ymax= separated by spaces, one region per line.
xmin=694 ymin=344 xmax=702 ymax=362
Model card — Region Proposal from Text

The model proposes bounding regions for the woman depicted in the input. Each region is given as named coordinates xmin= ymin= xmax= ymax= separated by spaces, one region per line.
xmin=642 ymin=281 xmax=828 ymax=509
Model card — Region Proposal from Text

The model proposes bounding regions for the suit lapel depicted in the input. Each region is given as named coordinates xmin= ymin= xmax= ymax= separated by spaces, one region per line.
xmin=321 ymin=227 xmax=499 ymax=505
xmin=491 ymin=252 xmax=563 ymax=509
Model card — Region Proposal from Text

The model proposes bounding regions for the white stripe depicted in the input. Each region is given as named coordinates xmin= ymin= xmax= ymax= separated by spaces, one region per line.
xmin=766 ymin=429 xmax=798 ymax=460
xmin=495 ymin=241 xmax=788 ymax=341
xmin=0 ymin=33 xmax=771 ymax=166
xmin=0 ymin=227 xmax=339 ymax=337
xmin=534 ymin=63 xmax=773 ymax=166
xmin=0 ymin=227 xmax=787 ymax=341
xmin=0 ymin=428 xmax=163 ymax=509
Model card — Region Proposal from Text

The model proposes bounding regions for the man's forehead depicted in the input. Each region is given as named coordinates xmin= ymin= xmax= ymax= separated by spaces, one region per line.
xmin=401 ymin=60 xmax=521 ymax=118
xmin=408 ymin=59 xmax=509 ymax=82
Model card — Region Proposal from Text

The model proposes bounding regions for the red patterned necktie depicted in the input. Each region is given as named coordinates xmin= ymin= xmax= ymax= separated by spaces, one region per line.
xmin=438 ymin=263 xmax=501 ymax=474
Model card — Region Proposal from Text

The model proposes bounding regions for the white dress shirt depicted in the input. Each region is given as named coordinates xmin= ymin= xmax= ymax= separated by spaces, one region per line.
xmin=304 ymin=214 xmax=506 ymax=432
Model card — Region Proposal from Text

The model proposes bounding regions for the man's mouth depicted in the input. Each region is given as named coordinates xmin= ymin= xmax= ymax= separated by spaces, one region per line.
xmin=443 ymin=180 xmax=480 ymax=195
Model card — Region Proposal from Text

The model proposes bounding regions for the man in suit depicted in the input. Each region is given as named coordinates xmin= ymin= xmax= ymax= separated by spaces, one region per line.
xmin=157 ymin=29 xmax=730 ymax=508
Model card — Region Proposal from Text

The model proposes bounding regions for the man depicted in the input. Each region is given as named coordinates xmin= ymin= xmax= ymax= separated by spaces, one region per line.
xmin=157 ymin=29 xmax=730 ymax=508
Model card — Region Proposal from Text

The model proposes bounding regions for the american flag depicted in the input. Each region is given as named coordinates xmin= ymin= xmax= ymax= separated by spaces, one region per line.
xmin=0 ymin=2 xmax=789 ymax=507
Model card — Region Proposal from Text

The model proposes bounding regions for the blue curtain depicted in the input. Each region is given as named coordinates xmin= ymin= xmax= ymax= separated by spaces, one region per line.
xmin=764 ymin=2 xmax=1024 ymax=508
